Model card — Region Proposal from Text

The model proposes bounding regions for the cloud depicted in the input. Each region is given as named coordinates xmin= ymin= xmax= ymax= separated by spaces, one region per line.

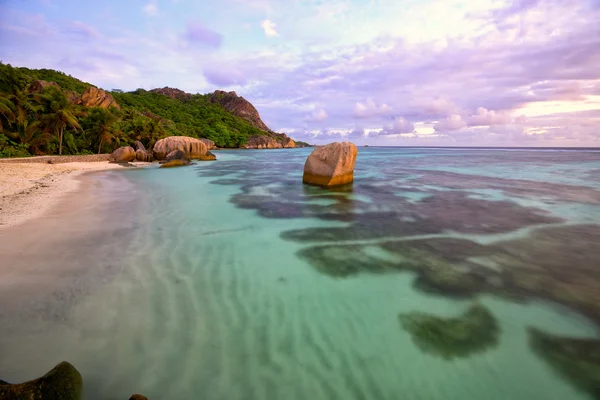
xmin=184 ymin=22 xmax=222 ymax=48
xmin=203 ymin=66 xmax=246 ymax=87
xmin=353 ymin=98 xmax=392 ymax=118
xmin=62 ymin=21 xmax=100 ymax=40
xmin=260 ymin=19 xmax=279 ymax=37
xmin=466 ymin=107 xmax=512 ymax=126
xmin=305 ymin=108 xmax=328 ymax=122
xmin=434 ymin=114 xmax=467 ymax=132
xmin=383 ymin=117 xmax=415 ymax=134
xmin=142 ymin=1 xmax=158 ymax=16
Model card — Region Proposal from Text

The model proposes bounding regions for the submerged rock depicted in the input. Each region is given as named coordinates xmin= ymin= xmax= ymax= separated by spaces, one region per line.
xmin=0 ymin=361 xmax=83 ymax=400
xmin=129 ymin=395 xmax=149 ymax=400
xmin=529 ymin=328 xmax=600 ymax=399
xmin=160 ymin=159 xmax=190 ymax=168
xmin=399 ymin=304 xmax=500 ymax=360
xmin=153 ymin=136 xmax=207 ymax=160
xmin=160 ymin=150 xmax=191 ymax=168
xmin=109 ymin=146 xmax=136 ymax=163
xmin=303 ymin=142 xmax=358 ymax=187
xmin=198 ymin=151 xmax=217 ymax=161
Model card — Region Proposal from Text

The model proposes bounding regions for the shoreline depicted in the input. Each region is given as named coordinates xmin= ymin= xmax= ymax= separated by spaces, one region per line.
xmin=0 ymin=157 xmax=148 ymax=230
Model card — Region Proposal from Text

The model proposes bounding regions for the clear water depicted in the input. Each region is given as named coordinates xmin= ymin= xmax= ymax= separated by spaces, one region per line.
xmin=1 ymin=147 xmax=600 ymax=400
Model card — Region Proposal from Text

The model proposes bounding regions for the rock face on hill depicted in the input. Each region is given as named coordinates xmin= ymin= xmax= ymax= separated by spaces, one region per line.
xmin=78 ymin=87 xmax=120 ymax=109
xmin=150 ymin=87 xmax=192 ymax=101
xmin=28 ymin=80 xmax=60 ymax=93
xmin=209 ymin=90 xmax=270 ymax=132
xmin=303 ymin=142 xmax=358 ymax=187
xmin=153 ymin=136 xmax=208 ymax=160
xmin=0 ymin=361 xmax=83 ymax=400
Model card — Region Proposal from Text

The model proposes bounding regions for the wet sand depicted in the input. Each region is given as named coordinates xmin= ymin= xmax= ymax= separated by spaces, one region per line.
xmin=0 ymin=159 xmax=143 ymax=229
xmin=0 ymin=170 xmax=144 ymax=381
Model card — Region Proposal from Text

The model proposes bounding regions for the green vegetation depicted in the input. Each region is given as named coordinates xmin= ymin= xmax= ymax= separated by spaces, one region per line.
xmin=399 ymin=304 xmax=500 ymax=360
xmin=0 ymin=62 xmax=280 ymax=157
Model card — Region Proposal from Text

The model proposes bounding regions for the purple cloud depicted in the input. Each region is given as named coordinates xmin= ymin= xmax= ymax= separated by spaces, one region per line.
xmin=184 ymin=21 xmax=222 ymax=48
xmin=203 ymin=67 xmax=246 ymax=87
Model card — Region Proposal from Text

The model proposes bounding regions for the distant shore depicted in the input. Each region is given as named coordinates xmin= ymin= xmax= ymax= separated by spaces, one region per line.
xmin=0 ymin=155 xmax=145 ymax=229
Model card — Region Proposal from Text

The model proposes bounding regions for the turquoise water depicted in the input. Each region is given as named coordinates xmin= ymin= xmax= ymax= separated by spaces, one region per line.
xmin=1 ymin=147 xmax=600 ymax=399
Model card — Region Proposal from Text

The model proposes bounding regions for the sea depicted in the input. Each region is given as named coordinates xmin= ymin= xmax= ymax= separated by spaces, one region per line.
xmin=1 ymin=146 xmax=599 ymax=400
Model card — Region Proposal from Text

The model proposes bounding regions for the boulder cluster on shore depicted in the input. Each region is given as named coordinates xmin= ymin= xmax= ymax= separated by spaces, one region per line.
xmin=109 ymin=136 xmax=218 ymax=167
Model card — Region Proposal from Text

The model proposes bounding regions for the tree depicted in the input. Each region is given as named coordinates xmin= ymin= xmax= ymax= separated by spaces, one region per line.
xmin=5 ymin=120 xmax=52 ymax=154
xmin=39 ymin=87 xmax=82 ymax=155
xmin=86 ymin=108 xmax=122 ymax=154
xmin=0 ymin=96 xmax=15 ymax=131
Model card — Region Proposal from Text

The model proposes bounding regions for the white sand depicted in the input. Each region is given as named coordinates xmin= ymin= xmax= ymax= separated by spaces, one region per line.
xmin=0 ymin=161 xmax=140 ymax=229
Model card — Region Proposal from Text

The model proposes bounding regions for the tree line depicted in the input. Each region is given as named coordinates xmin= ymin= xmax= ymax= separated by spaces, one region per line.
xmin=0 ymin=63 xmax=287 ymax=157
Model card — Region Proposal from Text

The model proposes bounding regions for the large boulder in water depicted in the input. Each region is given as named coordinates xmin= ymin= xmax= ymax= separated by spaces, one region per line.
xmin=153 ymin=136 xmax=207 ymax=160
xmin=109 ymin=146 xmax=136 ymax=162
xmin=302 ymin=142 xmax=358 ymax=187
xmin=0 ymin=361 xmax=83 ymax=400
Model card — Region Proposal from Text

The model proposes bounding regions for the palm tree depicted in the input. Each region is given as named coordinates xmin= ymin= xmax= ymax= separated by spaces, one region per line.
xmin=0 ymin=96 xmax=15 ymax=132
xmin=86 ymin=108 xmax=122 ymax=154
xmin=8 ymin=89 xmax=38 ymax=126
xmin=39 ymin=87 xmax=82 ymax=155
xmin=4 ymin=120 xmax=52 ymax=154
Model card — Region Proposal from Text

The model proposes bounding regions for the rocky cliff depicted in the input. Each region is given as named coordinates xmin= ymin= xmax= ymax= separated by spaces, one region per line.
xmin=149 ymin=87 xmax=192 ymax=101
xmin=209 ymin=90 xmax=271 ymax=132
xmin=77 ymin=87 xmax=120 ymax=109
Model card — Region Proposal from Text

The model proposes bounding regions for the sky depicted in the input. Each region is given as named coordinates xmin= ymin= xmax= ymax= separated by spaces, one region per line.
xmin=1 ymin=0 xmax=600 ymax=146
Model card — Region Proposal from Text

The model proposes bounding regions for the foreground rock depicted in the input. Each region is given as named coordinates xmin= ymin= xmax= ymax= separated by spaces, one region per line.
xmin=0 ymin=361 xmax=83 ymax=399
xmin=129 ymin=395 xmax=149 ymax=400
xmin=109 ymin=146 xmax=136 ymax=163
xmin=153 ymin=136 xmax=207 ymax=160
xmin=160 ymin=149 xmax=191 ymax=168
xmin=302 ymin=142 xmax=358 ymax=187
xmin=77 ymin=86 xmax=120 ymax=109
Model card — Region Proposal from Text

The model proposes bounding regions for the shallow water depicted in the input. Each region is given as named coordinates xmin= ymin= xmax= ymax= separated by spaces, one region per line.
xmin=1 ymin=147 xmax=600 ymax=399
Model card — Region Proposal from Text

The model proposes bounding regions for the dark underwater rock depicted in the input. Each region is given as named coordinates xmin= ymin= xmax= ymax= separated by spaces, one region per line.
xmin=0 ymin=361 xmax=83 ymax=400
xmin=529 ymin=328 xmax=600 ymax=400
xmin=399 ymin=304 xmax=500 ymax=360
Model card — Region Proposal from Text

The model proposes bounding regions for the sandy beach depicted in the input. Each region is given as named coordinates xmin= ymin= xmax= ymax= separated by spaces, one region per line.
xmin=0 ymin=156 xmax=143 ymax=229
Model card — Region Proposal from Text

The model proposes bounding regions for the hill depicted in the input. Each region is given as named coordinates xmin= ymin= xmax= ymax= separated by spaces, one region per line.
xmin=0 ymin=63 xmax=310 ymax=157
